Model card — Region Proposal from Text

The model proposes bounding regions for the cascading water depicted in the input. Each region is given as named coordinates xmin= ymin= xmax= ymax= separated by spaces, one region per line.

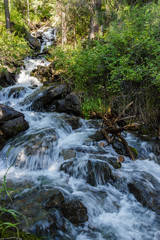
xmin=0 ymin=28 xmax=160 ymax=240
xmin=40 ymin=27 xmax=56 ymax=53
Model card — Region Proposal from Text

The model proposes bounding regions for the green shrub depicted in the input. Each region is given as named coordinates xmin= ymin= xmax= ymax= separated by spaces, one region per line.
xmin=0 ymin=27 xmax=31 ymax=70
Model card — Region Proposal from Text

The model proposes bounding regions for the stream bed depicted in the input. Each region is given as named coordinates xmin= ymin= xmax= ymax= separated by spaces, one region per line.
xmin=0 ymin=29 xmax=160 ymax=240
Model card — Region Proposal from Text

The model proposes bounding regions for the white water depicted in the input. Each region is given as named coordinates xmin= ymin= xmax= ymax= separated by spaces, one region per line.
xmin=40 ymin=27 xmax=56 ymax=53
xmin=0 ymin=29 xmax=160 ymax=240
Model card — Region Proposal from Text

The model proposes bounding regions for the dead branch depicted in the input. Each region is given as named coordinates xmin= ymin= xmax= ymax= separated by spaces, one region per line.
xmin=101 ymin=102 xmax=140 ymax=161
xmin=114 ymin=101 xmax=133 ymax=123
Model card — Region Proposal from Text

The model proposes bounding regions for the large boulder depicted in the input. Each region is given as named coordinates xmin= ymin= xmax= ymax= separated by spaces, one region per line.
xmin=0 ymin=69 xmax=16 ymax=87
xmin=0 ymin=104 xmax=29 ymax=149
xmin=30 ymin=83 xmax=71 ymax=112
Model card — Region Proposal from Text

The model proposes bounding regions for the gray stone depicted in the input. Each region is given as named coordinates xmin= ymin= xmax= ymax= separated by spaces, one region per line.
xmin=0 ymin=104 xmax=29 ymax=148
xmin=0 ymin=70 xmax=16 ymax=87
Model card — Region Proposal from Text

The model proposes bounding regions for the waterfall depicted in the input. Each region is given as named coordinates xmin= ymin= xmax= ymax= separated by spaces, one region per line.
xmin=0 ymin=29 xmax=160 ymax=240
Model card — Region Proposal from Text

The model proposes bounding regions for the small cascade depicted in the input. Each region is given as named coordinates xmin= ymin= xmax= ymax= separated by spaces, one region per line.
xmin=0 ymin=31 xmax=160 ymax=240
xmin=39 ymin=27 xmax=56 ymax=53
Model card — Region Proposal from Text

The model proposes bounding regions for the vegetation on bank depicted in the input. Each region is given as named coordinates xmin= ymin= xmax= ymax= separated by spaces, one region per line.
xmin=48 ymin=2 xmax=160 ymax=128
xmin=0 ymin=0 xmax=160 ymax=237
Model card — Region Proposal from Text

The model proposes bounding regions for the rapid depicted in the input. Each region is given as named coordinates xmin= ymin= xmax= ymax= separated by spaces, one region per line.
xmin=0 ymin=28 xmax=160 ymax=240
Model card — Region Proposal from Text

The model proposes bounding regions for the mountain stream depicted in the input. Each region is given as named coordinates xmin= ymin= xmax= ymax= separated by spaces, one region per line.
xmin=0 ymin=28 xmax=160 ymax=240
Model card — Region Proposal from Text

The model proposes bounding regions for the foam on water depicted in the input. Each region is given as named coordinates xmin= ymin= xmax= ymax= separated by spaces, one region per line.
xmin=0 ymin=31 xmax=160 ymax=239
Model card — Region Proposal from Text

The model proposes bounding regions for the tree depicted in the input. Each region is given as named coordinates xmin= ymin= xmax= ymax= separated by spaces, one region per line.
xmin=4 ymin=0 xmax=11 ymax=30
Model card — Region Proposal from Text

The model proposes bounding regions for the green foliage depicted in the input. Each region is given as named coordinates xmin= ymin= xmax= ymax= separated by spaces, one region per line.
xmin=82 ymin=96 xmax=106 ymax=119
xmin=48 ymin=1 xmax=160 ymax=122
xmin=49 ymin=1 xmax=160 ymax=93
xmin=0 ymin=27 xmax=31 ymax=70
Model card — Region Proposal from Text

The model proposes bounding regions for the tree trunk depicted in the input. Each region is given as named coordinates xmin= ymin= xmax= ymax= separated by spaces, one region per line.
xmin=73 ymin=14 xmax=77 ymax=48
xmin=88 ymin=0 xmax=101 ymax=40
xmin=4 ymin=0 xmax=11 ymax=30
xmin=62 ymin=9 xmax=67 ymax=45
xmin=89 ymin=15 xmax=96 ymax=39
xmin=27 ymin=0 xmax=30 ymax=23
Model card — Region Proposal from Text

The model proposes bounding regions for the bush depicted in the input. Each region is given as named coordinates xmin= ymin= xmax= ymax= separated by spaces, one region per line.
xmin=0 ymin=27 xmax=31 ymax=70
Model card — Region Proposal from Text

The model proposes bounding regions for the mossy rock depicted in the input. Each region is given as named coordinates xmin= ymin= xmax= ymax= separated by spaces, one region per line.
xmin=129 ymin=146 xmax=138 ymax=158
xmin=0 ymin=230 xmax=42 ymax=239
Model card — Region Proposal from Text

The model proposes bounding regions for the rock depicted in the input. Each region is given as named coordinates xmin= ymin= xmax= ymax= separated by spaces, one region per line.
xmin=0 ymin=104 xmax=24 ymax=123
xmin=90 ymin=131 xmax=105 ymax=141
xmin=31 ymin=63 xmax=55 ymax=84
xmin=0 ymin=104 xmax=29 ymax=148
xmin=112 ymin=138 xmax=127 ymax=155
xmin=65 ymin=93 xmax=81 ymax=115
xmin=60 ymin=159 xmax=113 ymax=186
xmin=1 ymin=116 xmax=29 ymax=138
xmin=25 ymin=32 xmax=41 ymax=50
xmin=56 ymin=93 xmax=81 ymax=116
xmin=21 ymin=87 xmax=48 ymax=106
xmin=45 ymin=189 xmax=65 ymax=209
xmin=86 ymin=160 xmax=113 ymax=186
xmin=65 ymin=116 xmax=81 ymax=130
xmin=128 ymin=173 xmax=160 ymax=215
xmin=60 ymin=199 xmax=88 ymax=224
xmin=112 ymin=137 xmax=137 ymax=158
xmin=45 ymin=189 xmax=88 ymax=224
xmin=8 ymin=87 xmax=27 ymax=98
xmin=86 ymin=120 xmax=101 ymax=129
xmin=60 ymin=149 xmax=76 ymax=160
xmin=108 ymin=157 xmax=122 ymax=169
xmin=30 ymin=83 xmax=71 ymax=112
xmin=0 ymin=69 xmax=16 ymax=87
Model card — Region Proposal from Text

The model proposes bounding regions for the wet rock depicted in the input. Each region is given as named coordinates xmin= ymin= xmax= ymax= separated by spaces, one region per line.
xmin=107 ymin=157 xmax=121 ymax=169
xmin=112 ymin=137 xmax=137 ymax=159
xmin=128 ymin=173 xmax=160 ymax=215
xmin=87 ymin=160 xmax=113 ymax=186
xmin=13 ymin=130 xmax=57 ymax=169
xmin=112 ymin=139 xmax=127 ymax=155
xmin=71 ymin=146 xmax=105 ymax=154
xmin=30 ymin=83 xmax=71 ymax=111
xmin=65 ymin=116 xmax=81 ymax=130
xmin=60 ymin=199 xmax=88 ymax=224
xmin=45 ymin=190 xmax=65 ymax=209
xmin=64 ymin=93 xmax=81 ymax=115
xmin=61 ymin=159 xmax=113 ymax=186
xmin=86 ymin=120 xmax=101 ymax=129
xmin=1 ymin=116 xmax=29 ymax=138
xmin=45 ymin=189 xmax=88 ymax=224
xmin=0 ymin=104 xmax=29 ymax=149
xmin=21 ymin=86 xmax=48 ymax=106
xmin=90 ymin=131 xmax=105 ymax=141
xmin=0 ymin=69 xmax=16 ymax=87
xmin=8 ymin=87 xmax=27 ymax=98
xmin=56 ymin=93 xmax=81 ymax=116
xmin=60 ymin=149 xmax=76 ymax=160
xmin=0 ymin=229 xmax=41 ymax=239
xmin=0 ymin=104 xmax=22 ymax=123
